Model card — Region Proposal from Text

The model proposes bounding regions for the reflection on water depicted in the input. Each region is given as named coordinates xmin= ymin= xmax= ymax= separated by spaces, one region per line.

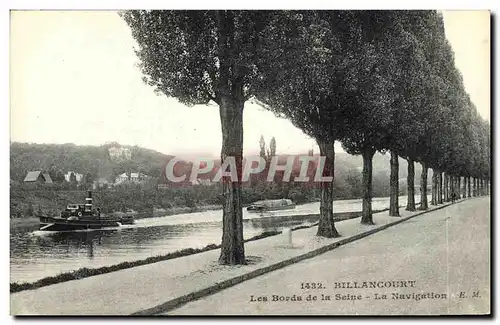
xmin=10 ymin=195 xmax=427 ymax=283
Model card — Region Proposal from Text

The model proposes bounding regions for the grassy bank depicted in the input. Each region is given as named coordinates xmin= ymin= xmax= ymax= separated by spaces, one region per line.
xmin=10 ymin=231 xmax=278 ymax=294
xmin=11 ymin=210 xmax=383 ymax=294
xmin=10 ymin=217 xmax=40 ymax=234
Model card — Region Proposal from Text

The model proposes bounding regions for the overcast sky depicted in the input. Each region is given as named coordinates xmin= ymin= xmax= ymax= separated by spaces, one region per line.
xmin=10 ymin=10 xmax=490 ymax=157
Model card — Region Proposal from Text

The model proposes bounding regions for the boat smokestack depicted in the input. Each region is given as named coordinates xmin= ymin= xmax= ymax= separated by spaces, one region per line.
xmin=85 ymin=191 xmax=93 ymax=211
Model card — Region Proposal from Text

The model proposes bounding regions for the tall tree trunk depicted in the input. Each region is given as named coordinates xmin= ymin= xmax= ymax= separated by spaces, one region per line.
xmin=444 ymin=173 xmax=449 ymax=202
xmin=218 ymin=94 xmax=245 ymax=265
xmin=438 ymin=171 xmax=443 ymax=204
xmin=468 ymin=176 xmax=472 ymax=197
xmin=454 ymin=176 xmax=458 ymax=198
xmin=389 ymin=151 xmax=400 ymax=217
xmin=462 ymin=176 xmax=466 ymax=198
xmin=451 ymin=175 xmax=455 ymax=200
xmin=440 ymin=172 xmax=444 ymax=203
xmin=458 ymin=176 xmax=462 ymax=199
xmin=419 ymin=162 xmax=428 ymax=210
xmin=453 ymin=176 xmax=457 ymax=199
xmin=450 ymin=175 xmax=454 ymax=199
xmin=437 ymin=172 xmax=440 ymax=203
xmin=361 ymin=148 xmax=376 ymax=225
xmin=406 ymin=158 xmax=416 ymax=211
xmin=316 ymin=140 xmax=340 ymax=238
xmin=217 ymin=11 xmax=246 ymax=265
xmin=453 ymin=176 xmax=456 ymax=199
xmin=431 ymin=169 xmax=437 ymax=205
xmin=452 ymin=175 xmax=455 ymax=199
xmin=451 ymin=175 xmax=454 ymax=200
xmin=473 ymin=177 xmax=477 ymax=197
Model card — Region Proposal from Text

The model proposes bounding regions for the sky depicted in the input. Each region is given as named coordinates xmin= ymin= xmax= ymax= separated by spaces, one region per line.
xmin=10 ymin=10 xmax=491 ymax=158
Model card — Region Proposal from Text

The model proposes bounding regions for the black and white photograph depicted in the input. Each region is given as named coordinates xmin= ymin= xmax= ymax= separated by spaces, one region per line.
xmin=8 ymin=9 xmax=491 ymax=316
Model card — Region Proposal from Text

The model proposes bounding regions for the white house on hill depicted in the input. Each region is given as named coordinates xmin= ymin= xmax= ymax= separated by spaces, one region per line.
xmin=115 ymin=173 xmax=129 ymax=184
xmin=115 ymin=172 xmax=149 ymax=184
xmin=64 ymin=171 xmax=83 ymax=183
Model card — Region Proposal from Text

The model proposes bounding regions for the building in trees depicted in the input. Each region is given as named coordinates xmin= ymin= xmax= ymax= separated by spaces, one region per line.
xmin=64 ymin=171 xmax=83 ymax=183
xmin=23 ymin=171 xmax=53 ymax=188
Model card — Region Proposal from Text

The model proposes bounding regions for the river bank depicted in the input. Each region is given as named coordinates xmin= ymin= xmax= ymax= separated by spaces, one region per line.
xmin=10 ymin=197 xmax=464 ymax=315
xmin=10 ymin=217 xmax=40 ymax=234
xmin=10 ymin=209 xmax=377 ymax=293
xmin=11 ymin=195 xmax=426 ymax=284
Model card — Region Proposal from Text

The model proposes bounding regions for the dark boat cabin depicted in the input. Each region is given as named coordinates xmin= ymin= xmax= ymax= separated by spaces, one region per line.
xmin=60 ymin=191 xmax=100 ymax=218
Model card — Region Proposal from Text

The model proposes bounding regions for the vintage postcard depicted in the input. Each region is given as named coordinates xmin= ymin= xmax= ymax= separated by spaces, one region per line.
xmin=9 ymin=10 xmax=491 ymax=316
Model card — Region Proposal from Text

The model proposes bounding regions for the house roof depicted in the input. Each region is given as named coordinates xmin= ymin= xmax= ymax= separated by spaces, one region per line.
xmin=23 ymin=171 xmax=53 ymax=183
xmin=42 ymin=173 xmax=53 ymax=183
xmin=24 ymin=171 xmax=42 ymax=182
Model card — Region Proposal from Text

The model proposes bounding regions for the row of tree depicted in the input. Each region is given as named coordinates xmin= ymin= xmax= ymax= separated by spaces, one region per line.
xmin=122 ymin=10 xmax=490 ymax=265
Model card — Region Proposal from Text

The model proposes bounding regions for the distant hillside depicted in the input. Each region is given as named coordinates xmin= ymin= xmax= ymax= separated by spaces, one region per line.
xmin=10 ymin=142 xmax=431 ymax=189
xmin=10 ymin=142 xmax=433 ymax=221
xmin=10 ymin=142 xmax=173 ymax=183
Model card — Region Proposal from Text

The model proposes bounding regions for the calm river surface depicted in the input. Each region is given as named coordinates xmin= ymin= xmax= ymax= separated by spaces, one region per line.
xmin=10 ymin=195 xmax=427 ymax=283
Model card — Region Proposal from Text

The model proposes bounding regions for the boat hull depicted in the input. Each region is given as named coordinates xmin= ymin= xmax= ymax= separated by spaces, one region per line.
xmin=39 ymin=216 xmax=132 ymax=231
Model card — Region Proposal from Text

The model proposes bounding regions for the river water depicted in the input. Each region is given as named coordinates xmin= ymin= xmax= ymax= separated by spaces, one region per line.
xmin=10 ymin=195 xmax=427 ymax=283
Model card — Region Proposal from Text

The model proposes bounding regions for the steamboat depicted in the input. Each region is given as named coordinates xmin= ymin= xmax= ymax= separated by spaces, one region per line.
xmin=247 ymin=199 xmax=296 ymax=212
xmin=38 ymin=191 xmax=135 ymax=231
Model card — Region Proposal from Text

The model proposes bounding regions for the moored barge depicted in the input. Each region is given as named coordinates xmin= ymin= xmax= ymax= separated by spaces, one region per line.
xmin=247 ymin=199 xmax=296 ymax=212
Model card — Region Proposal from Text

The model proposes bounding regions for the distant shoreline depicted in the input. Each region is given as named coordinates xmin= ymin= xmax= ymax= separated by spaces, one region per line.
xmin=10 ymin=196 xmax=415 ymax=234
